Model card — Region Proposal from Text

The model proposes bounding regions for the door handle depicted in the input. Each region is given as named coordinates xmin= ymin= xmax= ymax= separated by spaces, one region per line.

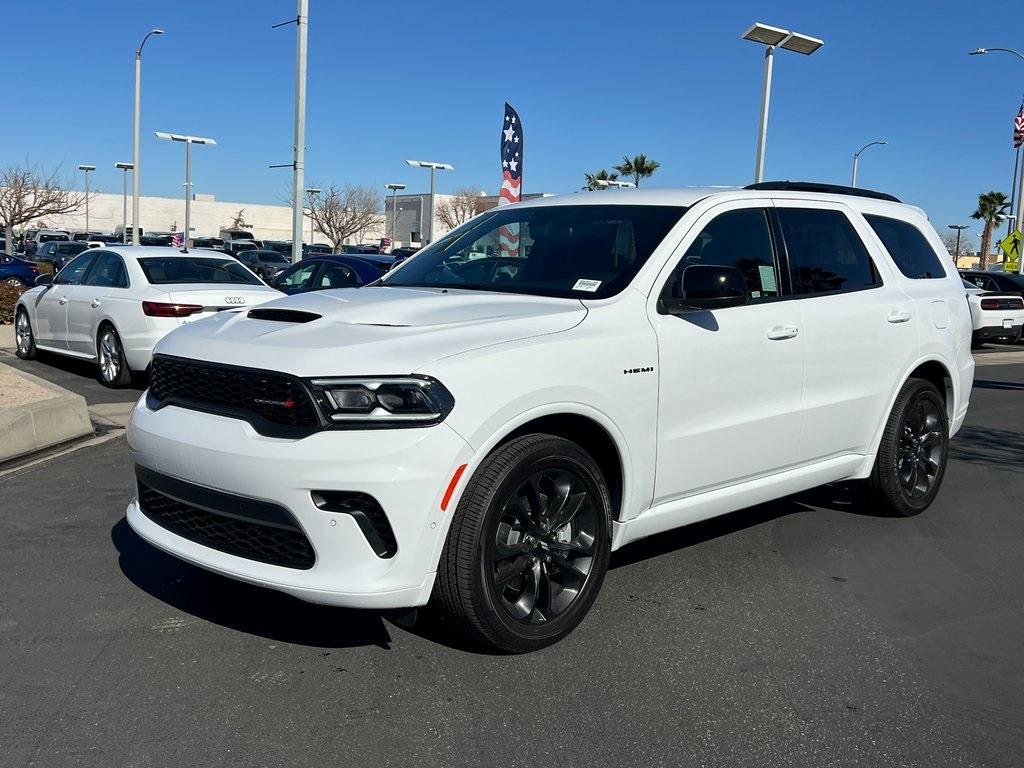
xmin=91 ymin=299 xmax=101 ymax=308
xmin=58 ymin=296 xmax=68 ymax=305
xmin=767 ymin=325 xmax=799 ymax=340
xmin=887 ymin=310 xmax=912 ymax=324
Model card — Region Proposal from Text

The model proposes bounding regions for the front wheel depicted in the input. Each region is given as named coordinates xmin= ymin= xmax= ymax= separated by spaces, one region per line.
xmin=436 ymin=434 xmax=612 ymax=653
xmin=96 ymin=325 xmax=132 ymax=388
xmin=869 ymin=378 xmax=949 ymax=516
xmin=14 ymin=308 xmax=36 ymax=359
xmin=4 ymin=276 xmax=26 ymax=288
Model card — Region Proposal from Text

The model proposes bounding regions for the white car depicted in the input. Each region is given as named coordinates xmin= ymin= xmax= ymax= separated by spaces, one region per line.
xmin=14 ymin=246 xmax=281 ymax=386
xmin=963 ymin=280 xmax=1024 ymax=346
xmin=126 ymin=183 xmax=974 ymax=652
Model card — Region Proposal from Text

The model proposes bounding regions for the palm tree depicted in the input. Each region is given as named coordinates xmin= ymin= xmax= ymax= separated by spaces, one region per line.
xmin=971 ymin=191 xmax=1010 ymax=270
xmin=613 ymin=153 xmax=661 ymax=187
xmin=583 ymin=169 xmax=619 ymax=191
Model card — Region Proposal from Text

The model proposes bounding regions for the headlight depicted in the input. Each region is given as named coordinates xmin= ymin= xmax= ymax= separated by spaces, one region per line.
xmin=309 ymin=376 xmax=454 ymax=427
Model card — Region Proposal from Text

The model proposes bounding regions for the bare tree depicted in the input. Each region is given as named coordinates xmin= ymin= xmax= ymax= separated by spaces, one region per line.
xmin=229 ymin=208 xmax=251 ymax=231
xmin=436 ymin=188 xmax=489 ymax=231
xmin=941 ymin=230 xmax=975 ymax=264
xmin=307 ymin=184 xmax=383 ymax=252
xmin=0 ymin=165 xmax=87 ymax=252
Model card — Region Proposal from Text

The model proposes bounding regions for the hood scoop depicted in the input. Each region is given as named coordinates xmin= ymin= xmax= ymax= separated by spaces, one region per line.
xmin=247 ymin=308 xmax=322 ymax=323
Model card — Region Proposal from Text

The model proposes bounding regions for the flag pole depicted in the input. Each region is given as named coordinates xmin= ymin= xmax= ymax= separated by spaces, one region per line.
xmin=1009 ymin=145 xmax=1020 ymax=239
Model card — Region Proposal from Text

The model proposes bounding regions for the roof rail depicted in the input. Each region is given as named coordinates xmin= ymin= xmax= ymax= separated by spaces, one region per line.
xmin=743 ymin=181 xmax=901 ymax=203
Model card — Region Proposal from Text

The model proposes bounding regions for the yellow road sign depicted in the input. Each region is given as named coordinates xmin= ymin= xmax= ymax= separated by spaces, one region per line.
xmin=1000 ymin=230 xmax=1021 ymax=273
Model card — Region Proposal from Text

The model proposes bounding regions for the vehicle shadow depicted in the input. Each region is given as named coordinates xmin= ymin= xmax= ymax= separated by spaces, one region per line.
xmin=949 ymin=425 xmax=1024 ymax=468
xmin=111 ymin=519 xmax=395 ymax=649
xmin=972 ymin=378 xmax=1024 ymax=392
xmin=35 ymin=349 xmax=148 ymax=390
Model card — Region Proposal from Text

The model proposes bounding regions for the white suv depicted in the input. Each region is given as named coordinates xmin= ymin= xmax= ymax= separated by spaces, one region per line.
xmin=125 ymin=183 xmax=974 ymax=652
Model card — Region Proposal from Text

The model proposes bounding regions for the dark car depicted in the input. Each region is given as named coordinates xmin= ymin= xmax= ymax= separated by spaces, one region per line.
xmin=236 ymin=249 xmax=293 ymax=281
xmin=0 ymin=253 xmax=40 ymax=287
xmin=389 ymin=246 xmax=420 ymax=260
xmin=959 ymin=269 xmax=1024 ymax=296
xmin=271 ymin=255 xmax=387 ymax=294
xmin=35 ymin=240 xmax=90 ymax=270
xmin=303 ymin=243 xmax=333 ymax=256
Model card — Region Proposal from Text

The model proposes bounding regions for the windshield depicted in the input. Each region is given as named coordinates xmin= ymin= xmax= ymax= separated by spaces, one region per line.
xmin=139 ymin=257 xmax=263 ymax=285
xmin=383 ymin=204 xmax=686 ymax=299
xmin=56 ymin=243 xmax=89 ymax=255
xmin=40 ymin=233 xmax=69 ymax=243
xmin=261 ymin=252 xmax=290 ymax=263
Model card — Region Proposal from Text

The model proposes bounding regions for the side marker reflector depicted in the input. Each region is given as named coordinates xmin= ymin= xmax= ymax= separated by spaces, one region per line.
xmin=440 ymin=463 xmax=468 ymax=512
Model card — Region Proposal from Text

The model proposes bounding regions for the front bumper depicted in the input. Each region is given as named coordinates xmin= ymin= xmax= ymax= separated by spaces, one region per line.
xmin=126 ymin=399 xmax=473 ymax=608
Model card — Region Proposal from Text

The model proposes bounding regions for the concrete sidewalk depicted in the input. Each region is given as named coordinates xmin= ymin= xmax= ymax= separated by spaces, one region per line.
xmin=0 ymin=361 xmax=93 ymax=463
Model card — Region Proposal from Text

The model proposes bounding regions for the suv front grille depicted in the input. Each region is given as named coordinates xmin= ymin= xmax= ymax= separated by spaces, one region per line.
xmin=148 ymin=355 xmax=320 ymax=435
xmin=136 ymin=466 xmax=315 ymax=569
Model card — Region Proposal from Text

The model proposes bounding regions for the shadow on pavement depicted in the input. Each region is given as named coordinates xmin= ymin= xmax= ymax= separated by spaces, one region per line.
xmin=950 ymin=424 xmax=1024 ymax=468
xmin=972 ymin=378 xmax=1024 ymax=391
xmin=30 ymin=350 xmax=148 ymax=390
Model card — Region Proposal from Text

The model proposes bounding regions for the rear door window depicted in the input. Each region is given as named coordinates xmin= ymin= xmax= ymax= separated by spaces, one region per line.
xmin=778 ymin=208 xmax=880 ymax=296
xmin=54 ymin=253 xmax=97 ymax=285
xmin=864 ymin=215 xmax=946 ymax=279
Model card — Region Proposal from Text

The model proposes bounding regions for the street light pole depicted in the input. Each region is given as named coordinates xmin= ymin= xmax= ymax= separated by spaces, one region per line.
xmin=743 ymin=23 xmax=824 ymax=184
xmin=115 ymin=162 xmax=133 ymax=243
xmin=405 ymin=160 xmax=453 ymax=243
xmin=851 ymin=140 xmax=887 ymax=187
xmin=385 ymin=183 xmax=406 ymax=245
xmin=970 ymin=47 xmax=1024 ymax=271
xmin=290 ymin=0 xmax=309 ymax=264
xmin=132 ymin=28 xmax=163 ymax=246
xmin=77 ymin=165 xmax=95 ymax=233
xmin=948 ymin=224 xmax=969 ymax=263
xmin=156 ymin=132 xmax=216 ymax=250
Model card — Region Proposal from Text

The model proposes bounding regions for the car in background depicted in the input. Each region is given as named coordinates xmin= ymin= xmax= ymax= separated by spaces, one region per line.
xmin=389 ymin=246 xmax=420 ymax=260
xmin=224 ymin=239 xmax=259 ymax=257
xmin=24 ymin=230 xmax=70 ymax=257
xmin=72 ymin=232 xmax=104 ymax=242
xmin=91 ymin=234 xmax=128 ymax=246
xmin=263 ymin=240 xmax=297 ymax=255
xmin=1 ymin=254 xmax=40 ymax=287
xmin=303 ymin=243 xmax=333 ymax=256
xmin=960 ymin=269 xmax=1024 ymax=297
xmin=271 ymin=254 xmax=388 ymax=294
xmin=190 ymin=237 xmax=225 ymax=250
xmin=236 ymin=249 xmax=292 ymax=281
xmin=35 ymin=240 xmax=91 ymax=270
xmin=14 ymin=246 xmax=281 ymax=387
xmin=140 ymin=235 xmax=174 ymax=247
xmin=963 ymin=279 xmax=1024 ymax=346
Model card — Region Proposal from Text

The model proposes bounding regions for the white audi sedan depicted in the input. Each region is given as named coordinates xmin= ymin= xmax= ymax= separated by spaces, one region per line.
xmin=14 ymin=246 xmax=281 ymax=386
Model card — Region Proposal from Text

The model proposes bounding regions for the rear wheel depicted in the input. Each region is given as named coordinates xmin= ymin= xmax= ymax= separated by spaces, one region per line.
xmin=436 ymin=434 xmax=612 ymax=653
xmin=14 ymin=308 xmax=36 ymax=359
xmin=869 ymin=378 xmax=949 ymax=516
xmin=5 ymin=276 xmax=26 ymax=287
xmin=96 ymin=325 xmax=132 ymax=388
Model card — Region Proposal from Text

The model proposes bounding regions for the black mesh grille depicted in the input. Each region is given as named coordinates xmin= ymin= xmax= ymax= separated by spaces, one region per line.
xmin=148 ymin=355 xmax=320 ymax=432
xmin=138 ymin=480 xmax=315 ymax=569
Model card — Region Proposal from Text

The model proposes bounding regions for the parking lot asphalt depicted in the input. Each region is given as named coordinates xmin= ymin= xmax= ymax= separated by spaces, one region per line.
xmin=1 ymin=358 xmax=1023 ymax=768
xmin=0 ymin=348 xmax=143 ymax=407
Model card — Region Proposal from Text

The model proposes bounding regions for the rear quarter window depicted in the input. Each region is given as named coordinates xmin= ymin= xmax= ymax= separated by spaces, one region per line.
xmin=864 ymin=215 xmax=947 ymax=279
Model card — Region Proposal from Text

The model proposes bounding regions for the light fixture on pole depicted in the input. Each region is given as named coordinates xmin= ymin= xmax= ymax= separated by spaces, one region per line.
xmin=385 ymin=183 xmax=406 ymax=244
xmin=743 ymin=22 xmax=824 ymax=184
xmin=132 ymin=28 xmax=164 ymax=246
xmin=405 ymin=160 xmax=453 ymax=243
xmin=970 ymin=46 xmax=1024 ymax=267
xmin=114 ymin=162 xmax=134 ymax=243
xmin=77 ymin=165 xmax=96 ymax=233
xmin=155 ymin=132 xmax=216 ymax=250
xmin=948 ymin=224 xmax=970 ymax=262
xmin=303 ymin=187 xmax=320 ymax=246
xmin=851 ymin=140 xmax=887 ymax=187
xmin=594 ymin=179 xmax=636 ymax=189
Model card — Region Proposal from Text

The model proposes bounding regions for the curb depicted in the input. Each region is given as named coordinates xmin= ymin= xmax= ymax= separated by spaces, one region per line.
xmin=0 ymin=362 xmax=93 ymax=463
xmin=0 ymin=324 xmax=14 ymax=352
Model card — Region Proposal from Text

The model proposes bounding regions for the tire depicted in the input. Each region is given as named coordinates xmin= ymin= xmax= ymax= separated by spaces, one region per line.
xmin=869 ymin=378 xmax=949 ymax=517
xmin=96 ymin=325 xmax=132 ymax=388
xmin=436 ymin=434 xmax=612 ymax=653
xmin=14 ymin=308 xmax=36 ymax=360
xmin=4 ymin=276 xmax=26 ymax=287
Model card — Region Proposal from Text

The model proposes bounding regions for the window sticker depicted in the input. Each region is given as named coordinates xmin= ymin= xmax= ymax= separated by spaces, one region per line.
xmin=758 ymin=265 xmax=778 ymax=293
xmin=572 ymin=278 xmax=602 ymax=292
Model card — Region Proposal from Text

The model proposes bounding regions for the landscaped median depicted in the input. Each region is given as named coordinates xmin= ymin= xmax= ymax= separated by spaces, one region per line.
xmin=0 ymin=362 xmax=93 ymax=463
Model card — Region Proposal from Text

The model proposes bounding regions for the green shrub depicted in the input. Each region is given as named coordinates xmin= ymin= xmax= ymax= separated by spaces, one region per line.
xmin=0 ymin=283 xmax=27 ymax=325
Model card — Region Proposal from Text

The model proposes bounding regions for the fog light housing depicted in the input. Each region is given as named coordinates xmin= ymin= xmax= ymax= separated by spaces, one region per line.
xmin=311 ymin=490 xmax=397 ymax=558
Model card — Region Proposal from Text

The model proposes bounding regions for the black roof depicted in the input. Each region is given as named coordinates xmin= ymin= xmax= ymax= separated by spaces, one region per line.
xmin=743 ymin=181 xmax=900 ymax=203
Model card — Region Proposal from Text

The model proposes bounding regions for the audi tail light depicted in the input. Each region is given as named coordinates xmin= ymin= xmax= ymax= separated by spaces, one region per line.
xmin=142 ymin=301 xmax=205 ymax=317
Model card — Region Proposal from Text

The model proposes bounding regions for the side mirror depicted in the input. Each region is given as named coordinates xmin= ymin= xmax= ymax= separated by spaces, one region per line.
xmin=35 ymin=274 xmax=53 ymax=287
xmin=671 ymin=264 xmax=748 ymax=312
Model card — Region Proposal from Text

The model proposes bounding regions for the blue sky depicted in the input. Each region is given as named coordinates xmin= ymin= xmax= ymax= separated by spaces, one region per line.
xmin=4 ymin=0 xmax=1022 ymax=246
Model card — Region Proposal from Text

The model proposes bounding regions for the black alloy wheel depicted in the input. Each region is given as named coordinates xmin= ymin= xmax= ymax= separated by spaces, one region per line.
xmin=436 ymin=434 xmax=612 ymax=653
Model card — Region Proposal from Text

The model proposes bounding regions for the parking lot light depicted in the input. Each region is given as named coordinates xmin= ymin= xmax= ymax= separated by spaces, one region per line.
xmin=114 ymin=162 xmax=134 ymax=243
xmin=851 ymin=140 xmax=887 ymax=187
xmin=743 ymin=22 xmax=824 ymax=183
xmin=155 ymin=132 xmax=216 ymax=250
xmin=385 ymin=183 xmax=407 ymax=244
xmin=77 ymin=165 xmax=96 ymax=233
xmin=132 ymin=28 xmax=164 ymax=246
xmin=405 ymin=161 xmax=454 ymax=243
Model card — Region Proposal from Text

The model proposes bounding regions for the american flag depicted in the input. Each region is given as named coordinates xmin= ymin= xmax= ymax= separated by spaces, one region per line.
xmin=170 ymin=231 xmax=183 ymax=247
xmin=498 ymin=102 xmax=523 ymax=258
xmin=1015 ymin=104 xmax=1024 ymax=149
